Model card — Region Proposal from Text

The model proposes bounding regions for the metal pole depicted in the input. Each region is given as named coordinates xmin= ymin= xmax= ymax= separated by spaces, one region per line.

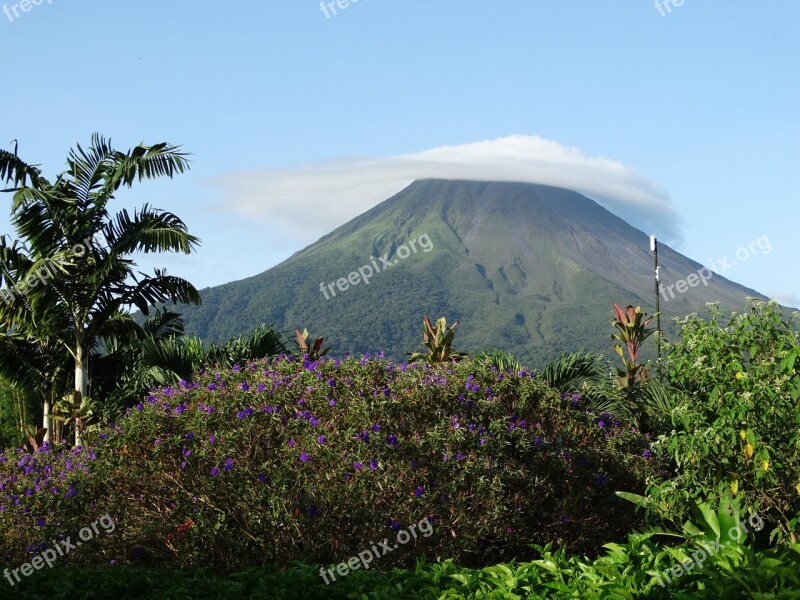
xmin=650 ymin=235 xmax=661 ymax=355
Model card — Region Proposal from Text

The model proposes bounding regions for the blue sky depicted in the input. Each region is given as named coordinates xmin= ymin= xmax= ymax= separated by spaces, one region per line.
xmin=2 ymin=1 xmax=798 ymax=307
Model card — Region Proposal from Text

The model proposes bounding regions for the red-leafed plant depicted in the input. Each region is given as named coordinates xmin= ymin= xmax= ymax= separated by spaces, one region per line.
xmin=611 ymin=304 xmax=656 ymax=389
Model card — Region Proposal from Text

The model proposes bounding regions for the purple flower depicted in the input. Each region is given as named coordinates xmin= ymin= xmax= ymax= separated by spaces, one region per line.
xmin=456 ymin=452 xmax=464 ymax=461
xmin=317 ymin=435 xmax=327 ymax=445
xmin=224 ymin=457 xmax=234 ymax=472
xmin=210 ymin=467 xmax=219 ymax=477
xmin=288 ymin=438 xmax=296 ymax=448
xmin=240 ymin=382 xmax=250 ymax=392
xmin=207 ymin=383 xmax=217 ymax=392
xmin=300 ymin=451 xmax=310 ymax=463
xmin=598 ymin=420 xmax=606 ymax=428
xmin=385 ymin=434 xmax=399 ymax=447
xmin=354 ymin=461 xmax=363 ymax=470
xmin=208 ymin=435 xmax=216 ymax=444
xmin=642 ymin=449 xmax=652 ymax=458
xmin=328 ymin=399 xmax=336 ymax=407
xmin=307 ymin=505 xmax=318 ymax=517
xmin=372 ymin=424 xmax=381 ymax=432
xmin=186 ymin=432 xmax=195 ymax=440
xmin=357 ymin=431 xmax=370 ymax=444
xmin=257 ymin=474 xmax=267 ymax=482
xmin=413 ymin=486 xmax=425 ymax=497
xmin=368 ymin=459 xmax=378 ymax=471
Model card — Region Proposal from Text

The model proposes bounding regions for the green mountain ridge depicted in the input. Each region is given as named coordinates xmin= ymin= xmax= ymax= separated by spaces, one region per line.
xmin=174 ymin=179 xmax=775 ymax=366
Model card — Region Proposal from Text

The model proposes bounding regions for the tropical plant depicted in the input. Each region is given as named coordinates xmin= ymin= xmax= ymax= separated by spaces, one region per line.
xmin=538 ymin=350 xmax=606 ymax=393
xmin=294 ymin=328 xmax=329 ymax=361
xmin=51 ymin=391 xmax=103 ymax=447
xmin=407 ymin=315 xmax=468 ymax=364
xmin=0 ymin=328 xmax=72 ymax=444
xmin=474 ymin=349 xmax=523 ymax=373
xmin=610 ymin=304 xmax=657 ymax=389
xmin=0 ymin=135 xmax=201 ymax=444
xmin=107 ymin=319 xmax=287 ymax=407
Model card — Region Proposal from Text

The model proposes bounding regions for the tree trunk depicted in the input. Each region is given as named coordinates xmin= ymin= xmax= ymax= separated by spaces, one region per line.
xmin=74 ymin=341 xmax=87 ymax=447
xmin=42 ymin=396 xmax=51 ymax=443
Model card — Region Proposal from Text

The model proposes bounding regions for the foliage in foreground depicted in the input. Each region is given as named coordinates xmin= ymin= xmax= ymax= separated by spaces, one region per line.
xmin=0 ymin=356 xmax=657 ymax=571
xmin=5 ymin=537 xmax=800 ymax=600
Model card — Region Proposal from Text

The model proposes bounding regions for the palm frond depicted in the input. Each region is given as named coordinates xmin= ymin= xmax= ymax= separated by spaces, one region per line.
xmin=538 ymin=350 xmax=606 ymax=393
xmin=102 ymin=204 xmax=200 ymax=255
xmin=103 ymin=139 xmax=190 ymax=197
xmin=0 ymin=149 xmax=44 ymax=189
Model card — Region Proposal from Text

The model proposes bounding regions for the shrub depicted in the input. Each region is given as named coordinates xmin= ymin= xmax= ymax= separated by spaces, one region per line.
xmin=1 ymin=354 xmax=657 ymax=571
xmin=644 ymin=299 xmax=800 ymax=542
xmin=0 ymin=443 xmax=114 ymax=567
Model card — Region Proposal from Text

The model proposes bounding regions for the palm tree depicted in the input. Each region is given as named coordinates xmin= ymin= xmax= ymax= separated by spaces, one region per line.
xmin=0 ymin=330 xmax=72 ymax=444
xmin=106 ymin=319 xmax=288 ymax=407
xmin=0 ymin=134 xmax=201 ymax=444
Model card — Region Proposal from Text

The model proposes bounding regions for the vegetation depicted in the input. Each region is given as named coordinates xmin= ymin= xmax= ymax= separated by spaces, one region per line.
xmin=0 ymin=135 xmax=201 ymax=445
xmin=641 ymin=300 xmax=800 ymax=542
xmin=407 ymin=315 xmax=468 ymax=364
xmin=0 ymin=356 xmax=656 ymax=571
xmin=7 ymin=540 xmax=800 ymax=600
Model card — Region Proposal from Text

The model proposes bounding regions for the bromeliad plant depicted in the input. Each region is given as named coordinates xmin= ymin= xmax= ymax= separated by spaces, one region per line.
xmin=611 ymin=304 xmax=657 ymax=389
xmin=407 ymin=315 xmax=468 ymax=364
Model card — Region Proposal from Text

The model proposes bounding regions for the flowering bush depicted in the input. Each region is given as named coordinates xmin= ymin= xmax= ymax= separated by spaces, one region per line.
xmin=0 ymin=443 xmax=113 ymax=566
xmin=2 ymin=354 xmax=658 ymax=570
xmin=645 ymin=300 xmax=800 ymax=541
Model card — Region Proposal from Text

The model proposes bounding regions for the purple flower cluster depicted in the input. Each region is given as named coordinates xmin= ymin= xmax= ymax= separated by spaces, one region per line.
xmin=0 ymin=445 xmax=96 ymax=518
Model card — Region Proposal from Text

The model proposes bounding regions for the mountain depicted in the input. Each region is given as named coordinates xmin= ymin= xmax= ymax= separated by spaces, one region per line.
xmin=174 ymin=179 xmax=773 ymax=366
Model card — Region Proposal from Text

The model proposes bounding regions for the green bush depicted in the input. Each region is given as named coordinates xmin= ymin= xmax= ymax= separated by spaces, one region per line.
xmin=1 ymin=355 xmax=657 ymax=571
xmin=644 ymin=299 xmax=800 ymax=541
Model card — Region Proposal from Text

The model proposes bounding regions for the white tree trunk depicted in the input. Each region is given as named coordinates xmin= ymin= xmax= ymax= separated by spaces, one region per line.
xmin=74 ymin=341 xmax=87 ymax=447
xmin=42 ymin=397 xmax=51 ymax=444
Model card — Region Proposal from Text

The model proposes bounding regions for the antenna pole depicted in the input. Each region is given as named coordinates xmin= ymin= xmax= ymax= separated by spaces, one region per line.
xmin=650 ymin=235 xmax=661 ymax=355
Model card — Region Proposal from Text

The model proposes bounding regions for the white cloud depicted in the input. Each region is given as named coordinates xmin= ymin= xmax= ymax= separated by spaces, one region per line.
xmin=210 ymin=135 xmax=682 ymax=249
xmin=770 ymin=291 xmax=800 ymax=310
